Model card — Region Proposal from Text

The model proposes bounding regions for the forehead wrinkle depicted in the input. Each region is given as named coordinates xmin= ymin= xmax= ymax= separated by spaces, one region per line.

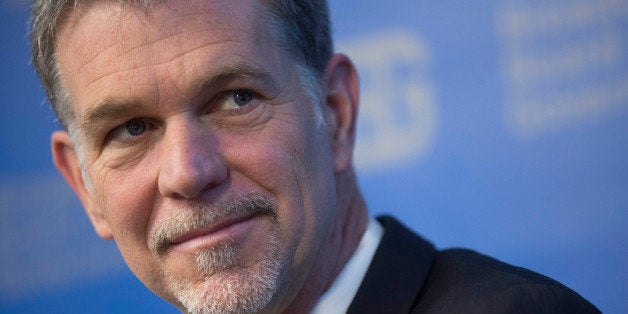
xmin=66 ymin=8 xmax=250 ymax=88
xmin=58 ymin=2 xmax=140 ymax=77
xmin=76 ymin=24 xmax=251 ymax=94
xmin=77 ymin=24 xmax=245 ymax=74
xmin=78 ymin=38 xmax=243 ymax=101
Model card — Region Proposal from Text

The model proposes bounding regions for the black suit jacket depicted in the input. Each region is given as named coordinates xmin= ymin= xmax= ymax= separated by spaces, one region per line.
xmin=347 ymin=216 xmax=600 ymax=313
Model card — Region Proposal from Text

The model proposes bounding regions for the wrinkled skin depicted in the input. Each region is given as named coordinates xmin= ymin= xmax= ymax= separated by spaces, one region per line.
xmin=51 ymin=0 xmax=366 ymax=312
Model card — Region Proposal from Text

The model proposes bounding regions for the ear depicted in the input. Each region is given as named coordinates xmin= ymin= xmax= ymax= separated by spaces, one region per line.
xmin=323 ymin=53 xmax=360 ymax=173
xmin=51 ymin=131 xmax=113 ymax=239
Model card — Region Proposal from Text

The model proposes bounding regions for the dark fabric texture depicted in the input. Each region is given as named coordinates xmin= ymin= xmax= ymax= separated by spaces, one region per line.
xmin=347 ymin=216 xmax=600 ymax=314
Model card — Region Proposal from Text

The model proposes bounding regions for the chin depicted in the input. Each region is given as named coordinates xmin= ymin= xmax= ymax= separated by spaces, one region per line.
xmin=165 ymin=234 xmax=286 ymax=313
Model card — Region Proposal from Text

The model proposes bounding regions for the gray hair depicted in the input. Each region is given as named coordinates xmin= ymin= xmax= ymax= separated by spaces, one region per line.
xmin=29 ymin=0 xmax=332 ymax=131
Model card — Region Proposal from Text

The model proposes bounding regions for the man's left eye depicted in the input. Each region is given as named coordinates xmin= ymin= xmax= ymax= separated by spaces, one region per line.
xmin=105 ymin=117 xmax=155 ymax=145
xmin=232 ymin=89 xmax=253 ymax=107
xmin=217 ymin=89 xmax=256 ymax=111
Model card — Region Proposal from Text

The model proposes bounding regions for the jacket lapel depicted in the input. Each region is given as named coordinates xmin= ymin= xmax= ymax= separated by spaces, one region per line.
xmin=347 ymin=216 xmax=436 ymax=313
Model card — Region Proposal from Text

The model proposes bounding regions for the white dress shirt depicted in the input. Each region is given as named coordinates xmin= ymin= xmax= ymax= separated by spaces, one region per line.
xmin=311 ymin=218 xmax=384 ymax=314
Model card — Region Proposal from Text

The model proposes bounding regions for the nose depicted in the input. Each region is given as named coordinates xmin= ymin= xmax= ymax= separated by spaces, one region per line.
xmin=158 ymin=119 xmax=228 ymax=199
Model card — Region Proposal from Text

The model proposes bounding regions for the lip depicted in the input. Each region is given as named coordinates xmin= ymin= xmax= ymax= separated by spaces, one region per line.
xmin=168 ymin=214 xmax=257 ymax=253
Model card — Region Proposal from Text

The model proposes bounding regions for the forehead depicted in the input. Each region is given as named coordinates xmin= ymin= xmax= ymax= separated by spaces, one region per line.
xmin=57 ymin=0 xmax=265 ymax=58
xmin=57 ymin=0 xmax=268 ymax=45
xmin=55 ymin=0 xmax=275 ymax=113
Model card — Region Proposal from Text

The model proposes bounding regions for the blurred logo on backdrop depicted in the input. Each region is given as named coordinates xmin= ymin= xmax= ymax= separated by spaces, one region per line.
xmin=339 ymin=30 xmax=438 ymax=173
xmin=497 ymin=0 xmax=628 ymax=138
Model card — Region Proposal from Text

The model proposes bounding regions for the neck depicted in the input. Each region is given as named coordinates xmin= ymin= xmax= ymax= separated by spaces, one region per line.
xmin=282 ymin=168 xmax=369 ymax=313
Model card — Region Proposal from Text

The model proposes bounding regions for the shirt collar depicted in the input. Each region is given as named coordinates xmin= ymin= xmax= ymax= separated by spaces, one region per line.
xmin=311 ymin=217 xmax=384 ymax=314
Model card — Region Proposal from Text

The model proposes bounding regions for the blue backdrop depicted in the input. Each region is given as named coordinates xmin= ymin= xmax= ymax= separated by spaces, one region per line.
xmin=1 ymin=0 xmax=627 ymax=312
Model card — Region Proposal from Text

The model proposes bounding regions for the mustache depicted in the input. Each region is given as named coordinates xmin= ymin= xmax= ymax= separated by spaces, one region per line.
xmin=149 ymin=192 xmax=277 ymax=256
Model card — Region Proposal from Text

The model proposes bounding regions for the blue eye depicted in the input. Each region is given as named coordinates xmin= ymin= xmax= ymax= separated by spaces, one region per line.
xmin=232 ymin=89 xmax=253 ymax=107
xmin=124 ymin=118 xmax=147 ymax=136
xmin=215 ymin=89 xmax=258 ymax=112
xmin=105 ymin=117 xmax=153 ymax=145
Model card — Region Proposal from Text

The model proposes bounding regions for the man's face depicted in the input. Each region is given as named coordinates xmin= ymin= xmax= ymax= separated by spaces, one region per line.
xmin=53 ymin=0 xmax=342 ymax=311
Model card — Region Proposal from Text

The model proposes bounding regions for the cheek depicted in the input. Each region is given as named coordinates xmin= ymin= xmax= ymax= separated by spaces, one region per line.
xmin=219 ymin=110 xmax=336 ymax=240
xmin=90 ymin=152 xmax=159 ymax=258
xmin=221 ymin=117 xmax=321 ymax=202
xmin=94 ymin=157 xmax=167 ymax=291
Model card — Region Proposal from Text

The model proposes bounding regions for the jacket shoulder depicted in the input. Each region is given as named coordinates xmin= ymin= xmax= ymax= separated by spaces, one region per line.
xmin=412 ymin=248 xmax=600 ymax=313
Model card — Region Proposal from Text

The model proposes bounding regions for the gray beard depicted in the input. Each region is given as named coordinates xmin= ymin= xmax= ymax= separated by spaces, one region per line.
xmin=171 ymin=231 xmax=283 ymax=314
xmin=149 ymin=193 xmax=285 ymax=313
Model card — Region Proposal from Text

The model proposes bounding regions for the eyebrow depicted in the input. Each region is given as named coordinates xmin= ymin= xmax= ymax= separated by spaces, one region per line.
xmin=80 ymin=62 xmax=278 ymax=132
xmin=80 ymin=101 xmax=139 ymax=140
xmin=81 ymin=101 xmax=135 ymax=128
xmin=195 ymin=63 xmax=277 ymax=95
